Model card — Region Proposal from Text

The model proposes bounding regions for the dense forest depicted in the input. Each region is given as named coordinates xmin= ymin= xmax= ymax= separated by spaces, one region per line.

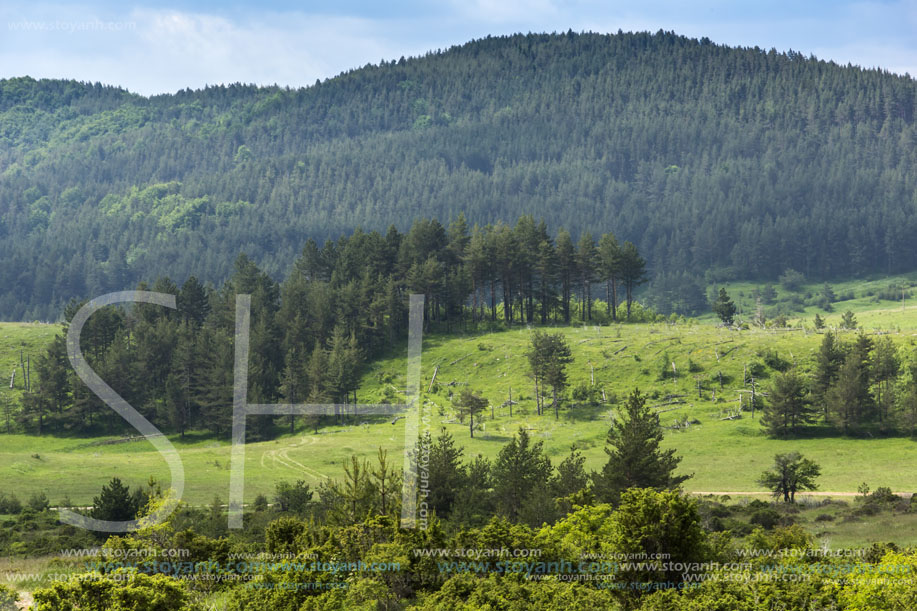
xmin=18 ymin=216 xmax=650 ymax=437
xmin=3 ymin=30 xmax=917 ymax=319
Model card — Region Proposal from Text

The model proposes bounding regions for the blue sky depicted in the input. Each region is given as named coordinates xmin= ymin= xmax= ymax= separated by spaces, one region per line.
xmin=1 ymin=0 xmax=915 ymax=95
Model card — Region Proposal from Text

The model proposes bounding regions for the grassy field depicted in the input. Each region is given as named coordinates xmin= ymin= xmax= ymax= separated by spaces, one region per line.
xmin=0 ymin=322 xmax=61 ymax=413
xmin=2 ymin=276 xmax=917 ymax=509
xmin=704 ymin=272 xmax=917 ymax=330
xmin=2 ymin=318 xmax=917 ymax=507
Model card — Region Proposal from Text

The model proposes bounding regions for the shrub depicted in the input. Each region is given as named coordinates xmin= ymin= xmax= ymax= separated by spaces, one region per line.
xmin=840 ymin=310 xmax=857 ymax=329
xmin=724 ymin=519 xmax=754 ymax=536
xmin=762 ymin=350 xmax=790 ymax=372
xmin=252 ymin=494 xmax=269 ymax=512
xmin=747 ymin=361 xmax=768 ymax=379
xmin=779 ymin=269 xmax=805 ymax=292
xmin=749 ymin=508 xmax=781 ymax=530
xmin=274 ymin=480 xmax=313 ymax=515
xmin=265 ymin=516 xmax=307 ymax=555
xmin=32 ymin=572 xmax=198 ymax=611
xmin=27 ymin=492 xmax=49 ymax=512
xmin=0 ymin=494 xmax=22 ymax=515
xmin=571 ymin=382 xmax=600 ymax=406
xmin=0 ymin=584 xmax=16 ymax=611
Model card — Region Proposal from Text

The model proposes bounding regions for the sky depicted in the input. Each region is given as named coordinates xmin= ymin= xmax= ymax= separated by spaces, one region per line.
xmin=1 ymin=0 xmax=915 ymax=96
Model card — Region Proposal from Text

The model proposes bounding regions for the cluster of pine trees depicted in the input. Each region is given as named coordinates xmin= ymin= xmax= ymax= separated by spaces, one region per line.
xmin=762 ymin=329 xmax=917 ymax=437
xmin=17 ymin=216 xmax=646 ymax=437
xmin=3 ymin=31 xmax=917 ymax=319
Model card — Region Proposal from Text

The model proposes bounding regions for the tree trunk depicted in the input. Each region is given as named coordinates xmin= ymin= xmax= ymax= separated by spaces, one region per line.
xmin=471 ymin=276 xmax=478 ymax=323
xmin=534 ymin=378 xmax=540 ymax=415
xmin=490 ymin=279 xmax=496 ymax=321
xmin=611 ymin=275 xmax=617 ymax=321
xmin=503 ymin=278 xmax=512 ymax=324
xmin=606 ymin=279 xmax=611 ymax=317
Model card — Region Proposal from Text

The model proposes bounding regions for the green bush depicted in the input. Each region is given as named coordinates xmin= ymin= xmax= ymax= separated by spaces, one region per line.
xmin=0 ymin=585 xmax=16 ymax=611
xmin=749 ymin=508 xmax=781 ymax=530
xmin=571 ymin=382 xmax=600 ymax=405
xmin=32 ymin=572 xmax=199 ymax=611
xmin=762 ymin=350 xmax=790 ymax=372
xmin=0 ymin=493 xmax=22 ymax=515
xmin=28 ymin=491 xmax=50 ymax=512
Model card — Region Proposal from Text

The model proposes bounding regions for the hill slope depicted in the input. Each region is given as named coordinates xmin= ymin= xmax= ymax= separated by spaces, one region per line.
xmin=2 ymin=30 xmax=917 ymax=318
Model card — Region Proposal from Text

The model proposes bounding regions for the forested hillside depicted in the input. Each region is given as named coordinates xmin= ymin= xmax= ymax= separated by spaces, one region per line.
xmin=2 ymin=30 xmax=917 ymax=319
xmin=18 ymin=216 xmax=651 ymax=438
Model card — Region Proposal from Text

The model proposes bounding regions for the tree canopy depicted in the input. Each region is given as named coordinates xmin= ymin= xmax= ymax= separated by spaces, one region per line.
xmin=3 ymin=31 xmax=917 ymax=319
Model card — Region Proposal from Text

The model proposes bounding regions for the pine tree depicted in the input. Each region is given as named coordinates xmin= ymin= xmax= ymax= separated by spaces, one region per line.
xmin=618 ymin=241 xmax=647 ymax=319
xmin=761 ymin=370 xmax=815 ymax=437
xmin=279 ymin=348 xmax=306 ymax=434
xmin=576 ymin=232 xmax=598 ymax=321
xmin=827 ymin=346 xmax=872 ymax=434
xmin=598 ymin=232 xmax=621 ymax=321
xmin=90 ymin=477 xmax=140 ymax=523
xmin=543 ymin=333 xmax=573 ymax=419
xmin=425 ymin=430 xmax=466 ymax=518
xmin=527 ymin=331 xmax=573 ymax=418
xmin=840 ymin=310 xmax=858 ymax=329
xmin=593 ymin=388 xmax=690 ymax=505
xmin=555 ymin=229 xmax=576 ymax=323
xmin=871 ymin=336 xmax=899 ymax=425
xmin=177 ymin=275 xmax=210 ymax=327
xmin=551 ymin=445 xmax=590 ymax=506
xmin=712 ymin=287 xmax=737 ymax=325
xmin=491 ymin=427 xmax=552 ymax=523
xmin=304 ymin=343 xmax=329 ymax=433
xmin=535 ymin=238 xmax=557 ymax=324
xmin=812 ymin=332 xmax=843 ymax=420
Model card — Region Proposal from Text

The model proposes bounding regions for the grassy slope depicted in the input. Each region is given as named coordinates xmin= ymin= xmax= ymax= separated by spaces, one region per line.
xmin=2 ymin=275 xmax=917 ymax=507
xmin=0 ymin=322 xmax=61 ymax=416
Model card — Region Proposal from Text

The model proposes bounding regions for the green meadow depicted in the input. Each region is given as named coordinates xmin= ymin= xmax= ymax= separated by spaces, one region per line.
xmin=2 ymin=275 xmax=917 ymax=507
xmin=0 ymin=322 xmax=61 ymax=410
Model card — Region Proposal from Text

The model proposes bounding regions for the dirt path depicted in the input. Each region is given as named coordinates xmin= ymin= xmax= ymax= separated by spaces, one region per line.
xmin=16 ymin=591 xmax=32 ymax=610
xmin=260 ymin=435 xmax=327 ymax=481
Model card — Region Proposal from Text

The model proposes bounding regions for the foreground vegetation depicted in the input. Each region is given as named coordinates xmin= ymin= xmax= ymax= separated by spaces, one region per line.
xmin=3 ymin=447 xmax=917 ymax=610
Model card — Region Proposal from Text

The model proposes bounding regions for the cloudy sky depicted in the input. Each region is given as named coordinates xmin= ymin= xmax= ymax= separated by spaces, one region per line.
xmin=1 ymin=0 xmax=915 ymax=95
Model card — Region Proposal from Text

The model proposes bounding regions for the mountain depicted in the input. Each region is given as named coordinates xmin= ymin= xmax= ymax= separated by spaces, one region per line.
xmin=2 ymin=30 xmax=917 ymax=319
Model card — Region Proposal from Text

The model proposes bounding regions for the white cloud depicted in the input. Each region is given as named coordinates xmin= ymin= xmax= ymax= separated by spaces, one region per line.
xmin=1 ymin=5 xmax=421 ymax=94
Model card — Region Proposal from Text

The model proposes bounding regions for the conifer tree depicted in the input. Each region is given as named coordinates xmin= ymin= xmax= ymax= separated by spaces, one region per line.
xmin=593 ymin=388 xmax=690 ymax=505
xmin=761 ymin=370 xmax=815 ymax=438
xmin=712 ymin=287 xmax=737 ymax=325
xmin=425 ymin=430 xmax=466 ymax=518
xmin=555 ymin=229 xmax=576 ymax=323
xmin=598 ymin=232 xmax=621 ymax=321
xmin=491 ymin=427 xmax=552 ymax=523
